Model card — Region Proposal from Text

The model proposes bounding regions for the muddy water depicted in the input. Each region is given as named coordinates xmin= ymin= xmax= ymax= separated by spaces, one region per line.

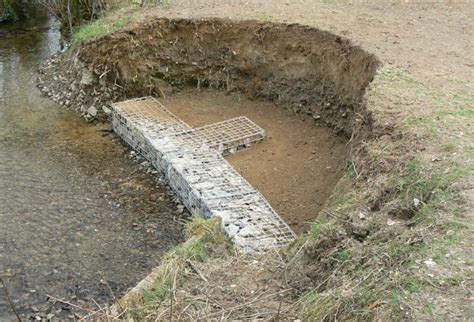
xmin=0 ymin=17 xmax=184 ymax=319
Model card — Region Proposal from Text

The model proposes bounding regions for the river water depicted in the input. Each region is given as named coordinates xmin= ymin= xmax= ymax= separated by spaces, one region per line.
xmin=0 ymin=16 xmax=184 ymax=320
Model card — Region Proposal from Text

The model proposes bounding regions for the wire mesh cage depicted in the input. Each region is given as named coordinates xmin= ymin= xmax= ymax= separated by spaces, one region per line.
xmin=112 ymin=97 xmax=296 ymax=252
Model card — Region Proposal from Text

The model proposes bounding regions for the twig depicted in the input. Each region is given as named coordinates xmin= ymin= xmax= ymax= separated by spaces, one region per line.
xmin=100 ymin=273 xmax=124 ymax=313
xmin=186 ymin=260 xmax=208 ymax=283
xmin=169 ymin=281 xmax=173 ymax=322
xmin=202 ymin=289 xmax=291 ymax=319
xmin=322 ymin=208 xmax=353 ymax=225
xmin=159 ymin=87 xmax=167 ymax=99
xmin=283 ymin=239 xmax=308 ymax=287
xmin=177 ymin=303 xmax=192 ymax=321
xmin=0 ymin=277 xmax=21 ymax=321
xmin=275 ymin=294 xmax=283 ymax=321
xmin=46 ymin=294 xmax=98 ymax=314
xmin=99 ymin=68 xmax=110 ymax=79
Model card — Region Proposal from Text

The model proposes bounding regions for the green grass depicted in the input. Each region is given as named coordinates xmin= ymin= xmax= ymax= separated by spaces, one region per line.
xmin=123 ymin=216 xmax=231 ymax=319
xmin=71 ymin=6 xmax=138 ymax=46
xmin=309 ymin=219 xmax=329 ymax=240
xmin=257 ymin=13 xmax=276 ymax=22
xmin=442 ymin=142 xmax=457 ymax=152
xmin=1 ymin=0 xmax=21 ymax=22
xmin=298 ymin=150 xmax=471 ymax=320
xmin=423 ymin=300 xmax=436 ymax=318
xmin=73 ymin=20 xmax=111 ymax=44
xmin=333 ymin=249 xmax=351 ymax=262
xmin=404 ymin=278 xmax=421 ymax=294
xmin=385 ymin=158 xmax=469 ymax=223
xmin=144 ymin=275 xmax=172 ymax=302
xmin=172 ymin=233 xmax=216 ymax=262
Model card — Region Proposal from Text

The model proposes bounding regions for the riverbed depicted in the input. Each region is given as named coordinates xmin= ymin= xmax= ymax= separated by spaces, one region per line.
xmin=0 ymin=16 xmax=184 ymax=320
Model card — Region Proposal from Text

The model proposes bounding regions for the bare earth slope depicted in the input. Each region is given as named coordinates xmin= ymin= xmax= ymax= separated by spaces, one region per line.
xmin=36 ymin=1 xmax=472 ymax=320
xmin=143 ymin=2 xmax=473 ymax=320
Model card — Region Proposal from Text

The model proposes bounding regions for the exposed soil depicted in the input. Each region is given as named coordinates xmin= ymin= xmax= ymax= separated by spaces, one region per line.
xmin=40 ymin=17 xmax=379 ymax=138
xmin=37 ymin=1 xmax=473 ymax=320
xmin=162 ymin=88 xmax=348 ymax=233
xmin=39 ymin=16 xmax=378 ymax=237
xmin=139 ymin=2 xmax=472 ymax=320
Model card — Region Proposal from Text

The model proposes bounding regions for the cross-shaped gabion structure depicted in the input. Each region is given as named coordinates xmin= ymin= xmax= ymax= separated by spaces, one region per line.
xmin=112 ymin=97 xmax=296 ymax=252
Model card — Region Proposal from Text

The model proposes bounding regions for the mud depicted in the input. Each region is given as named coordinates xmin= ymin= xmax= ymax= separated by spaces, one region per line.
xmin=161 ymin=89 xmax=348 ymax=233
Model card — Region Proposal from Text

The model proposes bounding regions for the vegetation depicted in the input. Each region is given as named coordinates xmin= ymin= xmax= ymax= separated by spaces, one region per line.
xmin=35 ymin=0 xmax=114 ymax=36
xmin=34 ymin=0 xmax=166 ymax=38
xmin=36 ymin=2 xmax=473 ymax=320
xmin=0 ymin=0 xmax=23 ymax=21
xmin=71 ymin=10 xmax=134 ymax=45
xmin=297 ymin=168 xmax=470 ymax=320
xmin=119 ymin=217 xmax=232 ymax=320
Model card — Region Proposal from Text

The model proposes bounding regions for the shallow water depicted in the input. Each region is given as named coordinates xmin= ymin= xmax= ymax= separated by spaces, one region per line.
xmin=0 ymin=17 xmax=184 ymax=319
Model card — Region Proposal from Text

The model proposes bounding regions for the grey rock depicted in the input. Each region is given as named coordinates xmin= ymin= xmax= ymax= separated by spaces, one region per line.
xmin=227 ymin=223 xmax=240 ymax=236
xmin=80 ymin=68 xmax=94 ymax=86
xmin=102 ymin=106 xmax=112 ymax=115
xmin=238 ymin=226 xmax=257 ymax=238
xmin=87 ymin=105 xmax=98 ymax=117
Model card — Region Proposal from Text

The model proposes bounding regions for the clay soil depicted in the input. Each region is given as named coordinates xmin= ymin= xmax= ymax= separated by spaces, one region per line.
xmin=36 ymin=1 xmax=473 ymax=319
xmin=162 ymin=88 xmax=348 ymax=233
xmin=138 ymin=1 xmax=473 ymax=320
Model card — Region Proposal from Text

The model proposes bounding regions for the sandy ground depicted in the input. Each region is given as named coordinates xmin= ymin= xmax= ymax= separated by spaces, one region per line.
xmin=162 ymin=89 xmax=348 ymax=233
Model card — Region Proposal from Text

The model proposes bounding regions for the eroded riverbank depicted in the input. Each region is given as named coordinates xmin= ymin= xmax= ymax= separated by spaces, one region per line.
xmin=0 ymin=17 xmax=185 ymax=320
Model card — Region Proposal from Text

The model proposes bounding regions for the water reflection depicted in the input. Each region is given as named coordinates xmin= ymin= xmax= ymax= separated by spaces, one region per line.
xmin=0 ymin=16 xmax=183 ymax=320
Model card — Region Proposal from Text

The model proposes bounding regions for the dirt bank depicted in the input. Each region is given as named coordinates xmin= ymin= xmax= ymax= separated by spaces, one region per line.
xmin=39 ymin=17 xmax=378 ymax=234
xmin=129 ymin=2 xmax=472 ymax=321
xmin=37 ymin=3 xmax=473 ymax=319
xmin=40 ymin=17 xmax=379 ymax=138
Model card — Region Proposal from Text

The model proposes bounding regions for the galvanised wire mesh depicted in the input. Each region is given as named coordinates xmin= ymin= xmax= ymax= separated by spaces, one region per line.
xmin=178 ymin=116 xmax=266 ymax=155
xmin=112 ymin=97 xmax=296 ymax=252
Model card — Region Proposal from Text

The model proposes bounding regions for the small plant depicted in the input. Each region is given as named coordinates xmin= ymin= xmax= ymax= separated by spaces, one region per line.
xmin=73 ymin=20 xmax=110 ymax=44
xmin=1 ymin=0 xmax=21 ymax=22
xmin=442 ymin=142 xmax=457 ymax=152
xmin=333 ymin=249 xmax=351 ymax=262
xmin=257 ymin=13 xmax=275 ymax=22
xmin=404 ymin=278 xmax=421 ymax=294
xmin=123 ymin=216 xmax=231 ymax=319
xmin=309 ymin=219 xmax=329 ymax=240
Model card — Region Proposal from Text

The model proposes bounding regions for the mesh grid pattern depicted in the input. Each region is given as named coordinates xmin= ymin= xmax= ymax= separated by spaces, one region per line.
xmin=179 ymin=116 xmax=266 ymax=154
xmin=111 ymin=97 xmax=296 ymax=252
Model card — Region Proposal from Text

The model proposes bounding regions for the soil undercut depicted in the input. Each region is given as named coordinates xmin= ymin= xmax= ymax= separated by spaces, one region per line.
xmin=39 ymin=17 xmax=379 ymax=234
xmin=36 ymin=3 xmax=473 ymax=320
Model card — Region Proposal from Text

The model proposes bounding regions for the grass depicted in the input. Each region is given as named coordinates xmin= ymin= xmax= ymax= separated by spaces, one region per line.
xmin=71 ymin=5 xmax=140 ymax=46
xmin=65 ymin=4 xmax=472 ymax=320
xmin=73 ymin=20 xmax=111 ymax=44
xmin=257 ymin=13 xmax=276 ymax=22
xmin=121 ymin=216 xmax=231 ymax=319
xmin=299 ymin=220 xmax=468 ymax=320
xmin=1 ymin=0 xmax=25 ymax=22
xmin=296 ymin=143 xmax=471 ymax=320
xmin=404 ymin=278 xmax=421 ymax=294
xmin=261 ymin=6 xmax=468 ymax=321
xmin=442 ymin=142 xmax=457 ymax=152
xmin=423 ymin=300 xmax=436 ymax=319
xmin=333 ymin=249 xmax=351 ymax=262
xmin=308 ymin=219 xmax=329 ymax=240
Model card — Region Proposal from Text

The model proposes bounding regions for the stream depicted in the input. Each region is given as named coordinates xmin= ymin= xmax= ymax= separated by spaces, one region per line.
xmin=0 ymin=16 xmax=184 ymax=320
